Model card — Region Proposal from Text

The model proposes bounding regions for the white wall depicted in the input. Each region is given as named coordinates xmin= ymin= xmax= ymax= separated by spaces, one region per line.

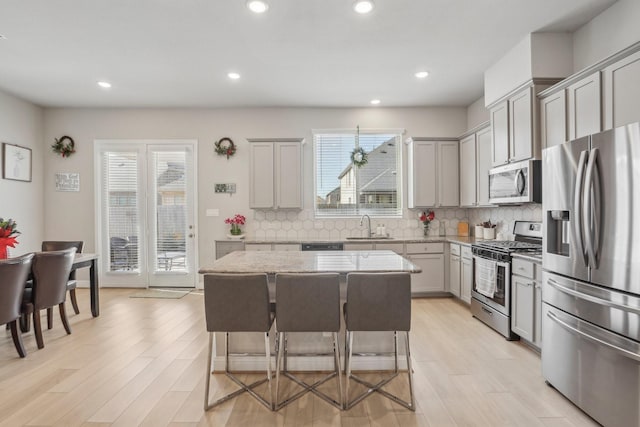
xmin=466 ymin=96 xmax=489 ymax=130
xmin=0 ymin=89 xmax=44 ymax=256
xmin=43 ymin=106 xmax=466 ymax=268
xmin=573 ymin=0 xmax=640 ymax=71
xmin=484 ymin=33 xmax=574 ymax=106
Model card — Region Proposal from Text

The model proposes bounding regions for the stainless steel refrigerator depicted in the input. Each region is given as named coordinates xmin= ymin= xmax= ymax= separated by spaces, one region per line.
xmin=542 ymin=122 xmax=640 ymax=427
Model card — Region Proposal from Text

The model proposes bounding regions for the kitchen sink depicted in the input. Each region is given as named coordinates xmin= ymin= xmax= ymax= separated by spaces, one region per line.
xmin=345 ymin=236 xmax=393 ymax=240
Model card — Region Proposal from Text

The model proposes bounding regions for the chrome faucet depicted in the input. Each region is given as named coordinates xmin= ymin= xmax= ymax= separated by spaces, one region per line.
xmin=360 ymin=214 xmax=372 ymax=237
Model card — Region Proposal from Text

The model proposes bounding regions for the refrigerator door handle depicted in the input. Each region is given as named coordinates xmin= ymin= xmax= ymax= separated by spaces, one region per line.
xmin=583 ymin=148 xmax=601 ymax=269
xmin=547 ymin=311 xmax=640 ymax=363
xmin=547 ymin=277 xmax=640 ymax=315
xmin=574 ymin=150 xmax=588 ymax=267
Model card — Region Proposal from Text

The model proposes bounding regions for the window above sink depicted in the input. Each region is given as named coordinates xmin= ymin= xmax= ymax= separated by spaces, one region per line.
xmin=313 ymin=129 xmax=403 ymax=218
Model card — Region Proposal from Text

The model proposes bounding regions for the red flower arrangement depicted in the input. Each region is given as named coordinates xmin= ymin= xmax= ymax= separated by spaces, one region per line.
xmin=419 ymin=210 xmax=435 ymax=236
xmin=225 ymin=214 xmax=246 ymax=236
xmin=0 ymin=218 xmax=20 ymax=259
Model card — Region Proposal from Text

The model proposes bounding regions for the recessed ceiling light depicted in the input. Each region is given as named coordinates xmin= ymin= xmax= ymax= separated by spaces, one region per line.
xmin=370 ymin=99 xmax=381 ymax=105
xmin=353 ymin=0 xmax=374 ymax=14
xmin=247 ymin=0 xmax=269 ymax=13
xmin=227 ymin=72 xmax=241 ymax=80
xmin=415 ymin=71 xmax=429 ymax=79
xmin=97 ymin=81 xmax=112 ymax=89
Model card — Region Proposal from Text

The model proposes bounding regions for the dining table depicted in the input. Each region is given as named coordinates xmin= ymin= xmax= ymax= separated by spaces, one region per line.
xmin=70 ymin=253 xmax=100 ymax=317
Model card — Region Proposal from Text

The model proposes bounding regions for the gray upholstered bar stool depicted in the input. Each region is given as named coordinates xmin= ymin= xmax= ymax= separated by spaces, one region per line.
xmin=274 ymin=273 xmax=343 ymax=410
xmin=344 ymin=272 xmax=415 ymax=411
xmin=203 ymin=273 xmax=275 ymax=411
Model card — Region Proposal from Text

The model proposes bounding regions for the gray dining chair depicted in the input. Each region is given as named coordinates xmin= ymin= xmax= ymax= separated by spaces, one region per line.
xmin=344 ymin=272 xmax=415 ymax=411
xmin=22 ymin=248 xmax=76 ymax=349
xmin=42 ymin=241 xmax=83 ymax=315
xmin=0 ymin=253 xmax=34 ymax=358
xmin=203 ymin=273 xmax=275 ymax=411
xmin=274 ymin=273 xmax=343 ymax=410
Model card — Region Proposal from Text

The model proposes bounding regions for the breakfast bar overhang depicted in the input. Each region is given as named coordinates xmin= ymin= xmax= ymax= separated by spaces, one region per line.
xmin=199 ymin=250 xmax=421 ymax=372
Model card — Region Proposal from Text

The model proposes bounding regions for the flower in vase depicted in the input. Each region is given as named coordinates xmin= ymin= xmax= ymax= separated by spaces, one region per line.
xmin=419 ymin=210 xmax=435 ymax=236
xmin=225 ymin=214 xmax=246 ymax=235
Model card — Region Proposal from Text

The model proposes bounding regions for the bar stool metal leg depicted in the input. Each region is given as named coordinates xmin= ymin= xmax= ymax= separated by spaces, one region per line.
xmin=345 ymin=331 xmax=416 ymax=411
xmin=204 ymin=332 xmax=274 ymax=411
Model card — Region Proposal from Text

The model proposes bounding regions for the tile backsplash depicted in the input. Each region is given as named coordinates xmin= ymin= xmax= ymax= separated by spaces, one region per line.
xmin=248 ymin=204 xmax=542 ymax=240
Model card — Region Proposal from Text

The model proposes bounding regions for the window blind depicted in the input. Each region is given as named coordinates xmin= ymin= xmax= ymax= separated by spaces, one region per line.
xmin=102 ymin=151 xmax=140 ymax=272
xmin=314 ymin=131 xmax=402 ymax=217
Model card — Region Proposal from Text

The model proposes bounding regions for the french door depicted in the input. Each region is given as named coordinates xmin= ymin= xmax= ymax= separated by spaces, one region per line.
xmin=95 ymin=140 xmax=197 ymax=288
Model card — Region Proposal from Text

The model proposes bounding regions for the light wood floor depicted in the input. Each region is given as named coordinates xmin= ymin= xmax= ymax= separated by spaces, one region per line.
xmin=0 ymin=289 xmax=599 ymax=427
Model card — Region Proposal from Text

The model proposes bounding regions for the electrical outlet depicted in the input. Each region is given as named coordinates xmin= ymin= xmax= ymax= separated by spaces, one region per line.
xmin=206 ymin=209 xmax=219 ymax=217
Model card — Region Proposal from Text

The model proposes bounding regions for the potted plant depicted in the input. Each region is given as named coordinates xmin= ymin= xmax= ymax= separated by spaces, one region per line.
xmin=225 ymin=214 xmax=246 ymax=238
xmin=419 ymin=210 xmax=435 ymax=236
xmin=0 ymin=218 xmax=20 ymax=259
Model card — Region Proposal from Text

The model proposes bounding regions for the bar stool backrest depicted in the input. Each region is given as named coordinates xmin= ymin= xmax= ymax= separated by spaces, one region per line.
xmin=204 ymin=273 xmax=272 ymax=333
xmin=275 ymin=273 xmax=340 ymax=332
xmin=0 ymin=253 xmax=34 ymax=325
xmin=32 ymin=248 xmax=76 ymax=310
xmin=346 ymin=272 xmax=411 ymax=332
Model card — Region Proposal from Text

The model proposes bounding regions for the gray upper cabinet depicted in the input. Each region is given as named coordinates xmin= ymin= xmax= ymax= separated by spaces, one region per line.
xmin=509 ymin=87 xmax=534 ymax=162
xmin=567 ymin=71 xmax=602 ymax=140
xmin=475 ymin=126 xmax=493 ymax=206
xmin=459 ymin=124 xmax=492 ymax=208
xmin=490 ymin=101 xmax=510 ymax=166
xmin=490 ymin=84 xmax=546 ymax=166
xmin=540 ymin=90 xmax=567 ymax=149
xmin=249 ymin=139 xmax=303 ymax=209
xmin=603 ymin=50 xmax=640 ymax=130
xmin=408 ymin=139 xmax=459 ymax=208
xmin=459 ymin=134 xmax=476 ymax=207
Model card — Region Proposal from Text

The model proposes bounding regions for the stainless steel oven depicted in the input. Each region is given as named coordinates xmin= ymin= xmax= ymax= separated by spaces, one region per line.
xmin=470 ymin=251 xmax=515 ymax=340
xmin=470 ymin=221 xmax=542 ymax=340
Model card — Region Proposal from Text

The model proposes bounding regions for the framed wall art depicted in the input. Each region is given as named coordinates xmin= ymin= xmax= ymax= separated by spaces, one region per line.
xmin=2 ymin=143 xmax=32 ymax=182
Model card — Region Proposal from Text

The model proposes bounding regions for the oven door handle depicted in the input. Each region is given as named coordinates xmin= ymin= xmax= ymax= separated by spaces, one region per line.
xmin=547 ymin=311 xmax=640 ymax=363
xmin=547 ymin=278 xmax=640 ymax=315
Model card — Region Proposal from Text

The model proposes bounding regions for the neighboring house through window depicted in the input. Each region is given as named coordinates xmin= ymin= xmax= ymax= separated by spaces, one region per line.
xmin=314 ymin=129 xmax=402 ymax=217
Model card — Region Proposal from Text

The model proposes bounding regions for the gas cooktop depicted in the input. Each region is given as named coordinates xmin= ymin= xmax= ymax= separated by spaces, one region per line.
xmin=474 ymin=240 xmax=542 ymax=253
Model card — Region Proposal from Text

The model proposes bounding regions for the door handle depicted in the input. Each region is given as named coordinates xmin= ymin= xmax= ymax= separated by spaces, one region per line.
xmin=547 ymin=277 xmax=640 ymax=315
xmin=547 ymin=311 xmax=640 ymax=363
xmin=514 ymin=169 xmax=525 ymax=195
xmin=583 ymin=148 xmax=601 ymax=269
xmin=574 ymin=150 xmax=588 ymax=267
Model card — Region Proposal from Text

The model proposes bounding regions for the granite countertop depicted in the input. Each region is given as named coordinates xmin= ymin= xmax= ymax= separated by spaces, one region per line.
xmin=222 ymin=236 xmax=486 ymax=247
xmin=199 ymin=250 xmax=422 ymax=274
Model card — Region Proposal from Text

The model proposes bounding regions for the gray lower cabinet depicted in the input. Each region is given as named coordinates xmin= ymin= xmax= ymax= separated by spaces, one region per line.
xmin=511 ymin=257 xmax=543 ymax=348
xmin=460 ymin=248 xmax=472 ymax=304
xmin=449 ymin=244 xmax=461 ymax=297
xmin=406 ymin=242 xmax=445 ymax=294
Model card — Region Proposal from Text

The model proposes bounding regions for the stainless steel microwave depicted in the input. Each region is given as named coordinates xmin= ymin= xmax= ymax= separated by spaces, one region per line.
xmin=488 ymin=159 xmax=541 ymax=205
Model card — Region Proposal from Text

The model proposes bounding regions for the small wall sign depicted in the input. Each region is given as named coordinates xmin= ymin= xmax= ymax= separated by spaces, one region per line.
xmin=55 ymin=172 xmax=80 ymax=192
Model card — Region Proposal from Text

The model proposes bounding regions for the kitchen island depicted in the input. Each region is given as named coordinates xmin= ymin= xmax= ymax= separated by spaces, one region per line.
xmin=199 ymin=250 xmax=420 ymax=372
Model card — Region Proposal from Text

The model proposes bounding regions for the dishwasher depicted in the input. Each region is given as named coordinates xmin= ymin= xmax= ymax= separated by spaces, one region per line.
xmin=301 ymin=242 xmax=343 ymax=251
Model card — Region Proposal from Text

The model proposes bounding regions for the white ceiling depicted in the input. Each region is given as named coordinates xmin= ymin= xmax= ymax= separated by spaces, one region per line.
xmin=0 ymin=0 xmax=616 ymax=109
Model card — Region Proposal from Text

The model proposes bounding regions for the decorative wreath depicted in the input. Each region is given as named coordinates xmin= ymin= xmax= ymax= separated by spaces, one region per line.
xmin=52 ymin=136 xmax=76 ymax=158
xmin=350 ymin=147 xmax=368 ymax=168
xmin=215 ymin=137 xmax=236 ymax=159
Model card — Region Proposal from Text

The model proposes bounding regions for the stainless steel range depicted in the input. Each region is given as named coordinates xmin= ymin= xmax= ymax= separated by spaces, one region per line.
xmin=470 ymin=221 xmax=542 ymax=340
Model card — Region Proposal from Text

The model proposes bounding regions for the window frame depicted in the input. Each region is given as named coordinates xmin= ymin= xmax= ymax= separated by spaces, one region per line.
xmin=312 ymin=128 xmax=404 ymax=218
